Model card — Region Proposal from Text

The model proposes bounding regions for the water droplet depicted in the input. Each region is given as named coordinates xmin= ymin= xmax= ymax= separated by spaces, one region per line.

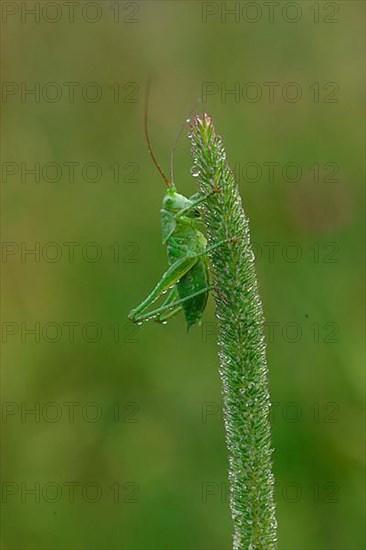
xmin=190 ymin=165 xmax=200 ymax=177
xmin=137 ymin=321 xmax=143 ymax=326
xmin=185 ymin=118 xmax=190 ymax=123
xmin=162 ymin=321 xmax=168 ymax=325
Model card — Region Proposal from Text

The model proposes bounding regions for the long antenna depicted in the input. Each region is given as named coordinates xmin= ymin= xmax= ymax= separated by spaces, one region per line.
xmin=144 ymin=79 xmax=171 ymax=188
xmin=170 ymin=96 xmax=201 ymax=186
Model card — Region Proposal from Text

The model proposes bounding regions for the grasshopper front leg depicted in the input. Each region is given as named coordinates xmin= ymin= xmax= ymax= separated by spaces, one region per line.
xmin=128 ymin=255 xmax=197 ymax=323
xmin=162 ymin=190 xmax=220 ymax=245
xmin=175 ymin=188 xmax=219 ymax=220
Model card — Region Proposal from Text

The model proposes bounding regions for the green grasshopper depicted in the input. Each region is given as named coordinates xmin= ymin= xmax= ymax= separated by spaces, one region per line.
xmin=128 ymin=89 xmax=234 ymax=329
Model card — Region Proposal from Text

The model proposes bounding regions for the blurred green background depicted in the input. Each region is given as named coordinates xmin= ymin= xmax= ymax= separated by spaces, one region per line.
xmin=1 ymin=1 xmax=365 ymax=549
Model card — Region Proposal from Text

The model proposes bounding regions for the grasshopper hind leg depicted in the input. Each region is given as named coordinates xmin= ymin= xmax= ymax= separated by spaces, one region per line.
xmin=155 ymin=287 xmax=182 ymax=324
xmin=155 ymin=305 xmax=182 ymax=324
xmin=128 ymin=256 xmax=197 ymax=323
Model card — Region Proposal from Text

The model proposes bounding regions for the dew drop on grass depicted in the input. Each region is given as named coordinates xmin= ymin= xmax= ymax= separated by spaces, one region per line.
xmin=190 ymin=165 xmax=200 ymax=177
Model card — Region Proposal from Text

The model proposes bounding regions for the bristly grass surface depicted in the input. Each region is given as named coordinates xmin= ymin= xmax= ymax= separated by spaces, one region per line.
xmin=189 ymin=114 xmax=277 ymax=549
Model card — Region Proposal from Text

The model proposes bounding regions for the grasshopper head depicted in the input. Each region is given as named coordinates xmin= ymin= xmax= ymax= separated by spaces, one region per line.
xmin=162 ymin=189 xmax=191 ymax=213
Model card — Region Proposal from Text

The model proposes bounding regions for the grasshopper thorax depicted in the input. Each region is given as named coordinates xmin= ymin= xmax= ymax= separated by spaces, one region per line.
xmin=162 ymin=187 xmax=191 ymax=213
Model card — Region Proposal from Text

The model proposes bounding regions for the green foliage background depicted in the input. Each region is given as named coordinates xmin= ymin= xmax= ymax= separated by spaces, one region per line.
xmin=2 ymin=1 xmax=364 ymax=549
